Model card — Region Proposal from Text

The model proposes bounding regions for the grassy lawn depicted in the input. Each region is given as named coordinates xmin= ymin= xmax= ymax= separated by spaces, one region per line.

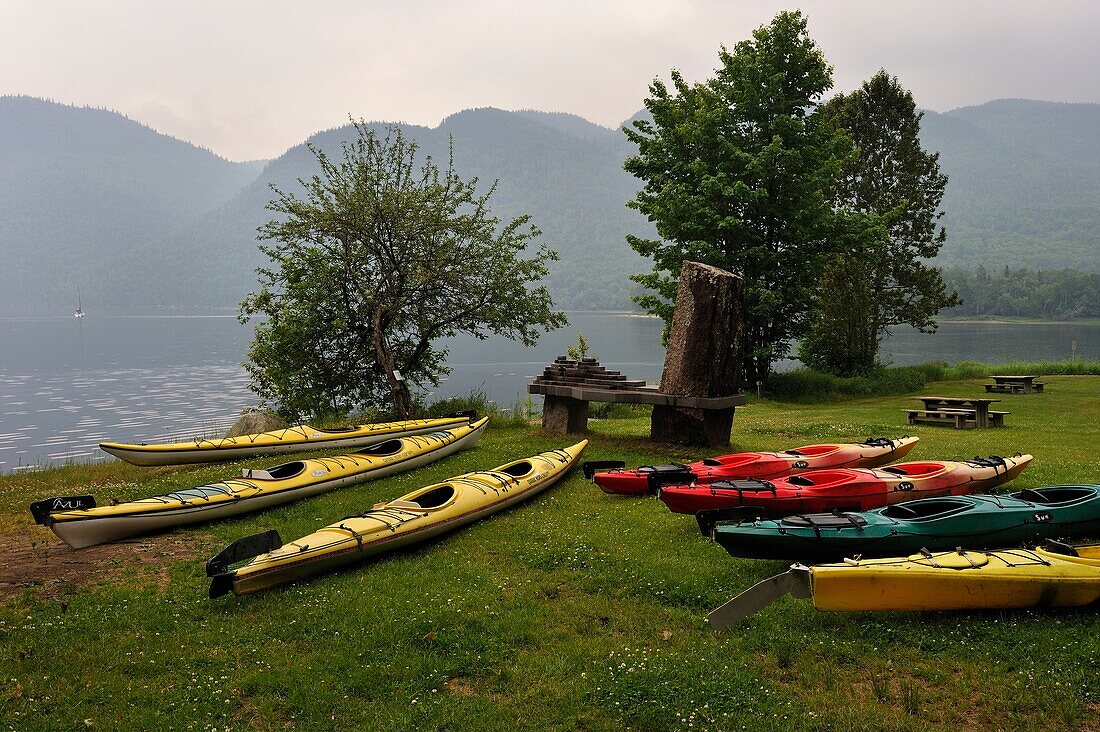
xmin=2 ymin=377 xmax=1098 ymax=730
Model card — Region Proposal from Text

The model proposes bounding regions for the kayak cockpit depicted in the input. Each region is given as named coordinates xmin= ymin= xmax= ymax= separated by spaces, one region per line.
xmin=879 ymin=497 xmax=974 ymax=520
xmin=243 ymin=461 xmax=307 ymax=481
xmin=704 ymin=453 xmax=762 ymax=468
xmin=1014 ymin=486 xmax=1097 ymax=505
xmin=354 ymin=439 xmax=405 ymax=456
xmin=786 ymin=470 xmax=857 ymax=488
xmin=499 ymin=461 xmax=534 ymax=477
xmin=407 ymin=485 xmax=456 ymax=509
xmin=879 ymin=462 xmax=946 ymax=477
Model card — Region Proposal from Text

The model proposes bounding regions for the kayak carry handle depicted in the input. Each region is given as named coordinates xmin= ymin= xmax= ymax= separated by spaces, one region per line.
xmin=582 ymin=460 xmax=626 ymax=480
xmin=696 ymin=506 xmax=766 ymax=537
xmin=29 ymin=495 xmax=97 ymax=525
xmin=206 ymin=529 xmax=282 ymax=578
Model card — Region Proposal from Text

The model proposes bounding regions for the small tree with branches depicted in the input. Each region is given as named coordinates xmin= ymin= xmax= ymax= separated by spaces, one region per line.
xmin=241 ymin=123 xmax=566 ymax=419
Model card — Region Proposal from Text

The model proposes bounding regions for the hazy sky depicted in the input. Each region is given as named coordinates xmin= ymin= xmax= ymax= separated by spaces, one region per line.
xmin=4 ymin=1 xmax=1099 ymax=161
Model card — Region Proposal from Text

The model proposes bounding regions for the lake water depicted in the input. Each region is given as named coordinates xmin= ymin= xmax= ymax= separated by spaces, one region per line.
xmin=0 ymin=310 xmax=1096 ymax=472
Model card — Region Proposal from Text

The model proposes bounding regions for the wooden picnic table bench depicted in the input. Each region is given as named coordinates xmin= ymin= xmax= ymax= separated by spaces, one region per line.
xmin=903 ymin=396 xmax=1007 ymax=429
xmin=529 ymin=356 xmax=747 ymax=443
xmin=984 ymin=375 xmax=1046 ymax=394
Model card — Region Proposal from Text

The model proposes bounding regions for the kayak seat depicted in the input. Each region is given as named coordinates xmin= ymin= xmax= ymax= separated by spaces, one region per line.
xmin=702 ymin=458 xmax=723 ymax=466
xmin=387 ymin=499 xmax=427 ymax=511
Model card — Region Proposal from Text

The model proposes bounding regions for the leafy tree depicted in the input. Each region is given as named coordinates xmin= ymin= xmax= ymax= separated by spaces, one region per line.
xmin=801 ymin=70 xmax=960 ymax=375
xmin=797 ymin=213 xmax=888 ymax=375
xmin=624 ymin=11 xmax=851 ymax=383
xmin=241 ymin=123 xmax=566 ymax=419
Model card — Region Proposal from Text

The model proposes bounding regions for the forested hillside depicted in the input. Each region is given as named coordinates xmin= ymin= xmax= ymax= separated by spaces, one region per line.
xmin=2 ymin=97 xmax=1099 ymax=311
xmin=921 ymin=99 xmax=1100 ymax=271
xmin=106 ymin=108 xmax=653 ymax=309
xmin=0 ymin=96 xmax=264 ymax=308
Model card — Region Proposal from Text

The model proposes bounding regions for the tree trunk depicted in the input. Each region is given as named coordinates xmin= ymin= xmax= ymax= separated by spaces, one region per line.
xmin=651 ymin=261 xmax=744 ymax=447
xmin=371 ymin=311 xmax=416 ymax=418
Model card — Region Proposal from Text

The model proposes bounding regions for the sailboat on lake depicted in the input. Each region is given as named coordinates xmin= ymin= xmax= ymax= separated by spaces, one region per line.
xmin=74 ymin=287 xmax=85 ymax=318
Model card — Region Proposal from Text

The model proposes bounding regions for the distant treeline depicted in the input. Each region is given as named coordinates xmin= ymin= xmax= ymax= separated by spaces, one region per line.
xmin=941 ymin=266 xmax=1100 ymax=320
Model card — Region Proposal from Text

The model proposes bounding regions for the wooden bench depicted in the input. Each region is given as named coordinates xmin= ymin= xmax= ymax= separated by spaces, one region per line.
xmin=984 ymin=382 xmax=1046 ymax=394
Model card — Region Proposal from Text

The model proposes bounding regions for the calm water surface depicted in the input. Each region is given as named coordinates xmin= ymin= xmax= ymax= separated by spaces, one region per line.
xmin=0 ymin=310 xmax=1096 ymax=472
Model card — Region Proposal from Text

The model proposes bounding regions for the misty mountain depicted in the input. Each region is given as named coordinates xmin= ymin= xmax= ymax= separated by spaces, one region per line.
xmin=0 ymin=96 xmax=263 ymax=308
xmin=2 ymin=96 xmax=1099 ymax=312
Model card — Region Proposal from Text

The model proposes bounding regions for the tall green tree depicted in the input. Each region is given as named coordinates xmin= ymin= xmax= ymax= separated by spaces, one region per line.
xmin=801 ymin=70 xmax=960 ymax=375
xmin=624 ymin=11 xmax=851 ymax=383
xmin=241 ymin=123 xmax=566 ymax=419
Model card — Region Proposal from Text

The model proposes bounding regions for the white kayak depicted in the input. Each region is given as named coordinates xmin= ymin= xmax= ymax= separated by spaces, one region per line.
xmin=99 ymin=412 xmax=478 ymax=466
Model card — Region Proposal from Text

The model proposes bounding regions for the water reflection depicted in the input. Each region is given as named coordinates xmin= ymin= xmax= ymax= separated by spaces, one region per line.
xmin=0 ymin=309 xmax=1095 ymax=472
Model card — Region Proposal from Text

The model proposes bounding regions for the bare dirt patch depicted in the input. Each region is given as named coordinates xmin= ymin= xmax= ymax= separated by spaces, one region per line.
xmin=0 ymin=531 xmax=211 ymax=602
xmin=445 ymin=676 xmax=477 ymax=697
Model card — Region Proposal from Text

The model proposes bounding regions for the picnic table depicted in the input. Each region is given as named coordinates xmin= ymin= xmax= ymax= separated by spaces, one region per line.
xmin=985 ymin=375 xmax=1046 ymax=394
xmin=904 ymin=396 xmax=1007 ymax=429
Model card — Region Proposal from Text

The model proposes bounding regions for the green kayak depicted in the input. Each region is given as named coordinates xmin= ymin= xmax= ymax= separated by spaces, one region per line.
xmin=706 ymin=485 xmax=1100 ymax=562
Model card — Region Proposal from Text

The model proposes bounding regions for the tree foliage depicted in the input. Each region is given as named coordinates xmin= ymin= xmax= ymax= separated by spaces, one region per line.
xmin=624 ymin=11 xmax=851 ymax=382
xmin=801 ymin=70 xmax=960 ymax=375
xmin=241 ymin=123 xmax=566 ymax=419
xmin=941 ymin=266 xmax=1100 ymax=320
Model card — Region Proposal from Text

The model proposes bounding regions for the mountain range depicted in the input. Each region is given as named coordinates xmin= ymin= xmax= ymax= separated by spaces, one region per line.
xmin=1 ymin=95 xmax=1098 ymax=311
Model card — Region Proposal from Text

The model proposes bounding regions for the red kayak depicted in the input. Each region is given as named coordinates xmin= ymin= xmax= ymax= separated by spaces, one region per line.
xmin=659 ymin=454 xmax=1033 ymax=516
xmin=584 ymin=437 xmax=919 ymax=495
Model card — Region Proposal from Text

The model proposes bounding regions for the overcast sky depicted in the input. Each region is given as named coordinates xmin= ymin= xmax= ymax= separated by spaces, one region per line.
xmin=3 ymin=1 xmax=1099 ymax=161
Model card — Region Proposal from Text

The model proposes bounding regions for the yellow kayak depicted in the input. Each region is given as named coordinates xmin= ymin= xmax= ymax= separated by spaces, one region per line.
xmin=708 ymin=542 xmax=1100 ymax=627
xmin=32 ymin=417 xmax=488 ymax=548
xmin=208 ymin=440 xmax=588 ymax=598
xmin=99 ymin=412 xmax=478 ymax=466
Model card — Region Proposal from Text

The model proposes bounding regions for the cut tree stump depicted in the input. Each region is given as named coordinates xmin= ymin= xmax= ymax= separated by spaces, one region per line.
xmin=650 ymin=261 xmax=744 ymax=448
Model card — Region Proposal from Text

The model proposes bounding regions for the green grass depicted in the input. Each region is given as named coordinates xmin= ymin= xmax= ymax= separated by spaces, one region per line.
xmin=768 ymin=360 xmax=1100 ymax=401
xmin=2 ymin=376 xmax=1099 ymax=730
